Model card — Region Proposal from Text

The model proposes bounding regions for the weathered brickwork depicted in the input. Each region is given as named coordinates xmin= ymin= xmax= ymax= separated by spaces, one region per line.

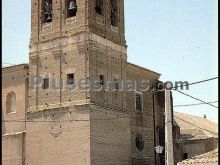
xmin=2 ymin=65 xmax=29 ymax=134
xmin=88 ymin=37 xmax=127 ymax=110
xmin=2 ymin=133 xmax=26 ymax=165
xmin=88 ymin=0 xmax=126 ymax=46
xmin=2 ymin=0 xmax=171 ymax=165
xmin=180 ymin=138 xmax=218 ymax=159
xmin=29 ymin=37 xmax=89 ymax=111
xmin=2 ymin=64 xmax=28 ymax=165
xmin=30 ymin=0 xmax=87 ymax=44
xmin=90 ymin=105 xmax=131 ymax=164
xmin=26 ymin=106 xmax=91 ymax=165
xmin=126 ymin=64 xmax=162 ymax=165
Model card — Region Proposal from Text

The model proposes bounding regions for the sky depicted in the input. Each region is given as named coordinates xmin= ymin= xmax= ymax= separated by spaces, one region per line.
xmin=2 ymin=0 xmax=218 ymax=123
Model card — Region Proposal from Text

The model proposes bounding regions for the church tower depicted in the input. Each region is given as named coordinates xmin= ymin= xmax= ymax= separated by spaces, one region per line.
xmin=27 ymin=0 xmax=131 ymax=164
xmin=29 ymin=0 xmax=127 ymax=112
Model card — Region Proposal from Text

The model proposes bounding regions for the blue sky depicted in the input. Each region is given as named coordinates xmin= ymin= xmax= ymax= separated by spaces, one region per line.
xmin=2 ymin=0 xmax=218 ymax=123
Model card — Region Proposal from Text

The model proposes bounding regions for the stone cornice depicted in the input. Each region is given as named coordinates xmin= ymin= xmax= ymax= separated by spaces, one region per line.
xmin=2 ymin=131 xmax=26 ymax=137
xmin=29 ymin=33 xmax=127 ymax=60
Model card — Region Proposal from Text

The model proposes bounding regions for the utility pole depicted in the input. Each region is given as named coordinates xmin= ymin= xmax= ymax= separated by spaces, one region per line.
xmin=165 ymin=89 xmax=174 ymax=165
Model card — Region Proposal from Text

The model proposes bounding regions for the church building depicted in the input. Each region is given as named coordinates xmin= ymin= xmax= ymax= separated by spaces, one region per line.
xmin=2 ymin=0 xmax=180 ymax=164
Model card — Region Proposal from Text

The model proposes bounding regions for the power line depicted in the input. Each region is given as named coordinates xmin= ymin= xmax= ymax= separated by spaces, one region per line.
xmin=173 ymin=115 xmax=218 ymax=136
xmin=188 ymin=77 xmax=218 ymax=86
xmin=173 ymin=77 xmax=218 ymax=89
xmin=174 ymin=90 xmax=218 ymax=109
xmin=174 ymin=101 xmax=218 ymax=108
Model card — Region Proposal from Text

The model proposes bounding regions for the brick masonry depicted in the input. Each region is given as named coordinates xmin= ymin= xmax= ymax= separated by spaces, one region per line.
xmin=2 ymin=1 xmax=170 ymax=165
xmin=2 ymin=64 xmax=28 ymax=165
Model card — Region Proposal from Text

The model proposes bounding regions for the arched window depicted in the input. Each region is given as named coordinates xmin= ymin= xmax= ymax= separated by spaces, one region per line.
xmin=135 ymin=92 xmax=143 ymax=112
xmin=110 ymin=0 xmax=118 ymax=27
xmin=95 ymin=0 xmax=103 ymax=15
xmin=66 ymin=0 xmax=77 ymax=18
xmin=42 ymin=0 xmax=53 ymax=23
xmin=6 ymin=92 xmax=16 ymax=113
xmin=135 ymin=133 xmax=144 ymax=151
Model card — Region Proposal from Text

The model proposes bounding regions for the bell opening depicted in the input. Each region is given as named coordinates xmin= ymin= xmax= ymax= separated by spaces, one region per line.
xmin=67 ymin=0 xmax=77 ymax=17
xmin=46 ymin=15 xmax=52 ymax=23
xmin=95 ymin=0 xmax=103 ymax=15
xmin=43 ymin=0 xmax=53 ymax=23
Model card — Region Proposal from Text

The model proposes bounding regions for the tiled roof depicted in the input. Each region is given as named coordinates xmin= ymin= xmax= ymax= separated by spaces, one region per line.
xmin=178 ymin=149 xmax=218 ymax=164
xmin=174 ymin=112 xmax=218 ymax=141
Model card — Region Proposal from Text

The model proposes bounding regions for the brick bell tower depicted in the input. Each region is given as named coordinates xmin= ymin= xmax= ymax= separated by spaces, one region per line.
xmin=27 ymin=0 xmax=131 ymax=164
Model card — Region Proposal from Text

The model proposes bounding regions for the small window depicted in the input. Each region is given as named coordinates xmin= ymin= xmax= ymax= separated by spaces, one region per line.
xmin=136 ymin=93 xmax=142 ymax=112
xmin=114 ymin=79 xmax=119 ymax=90
xmin=95 ymin=0 xmax=103 ymax=15
xmin=110 ymin=0 xmax=118 ymax=27
xmin=42 ymin=0 xmax=53 ymax=23
xmin=67 ymin=73 xmax=75 ymax=85
xmin=42 ymin=78 xmax=49 ymax=89
xmin=6 ymin=92 xmax=16 ymax=113
xmin=183 ymin=153 xmax=188 ymax=160
xmin=100 ymin=75 xmax=104 ymax=85
xmin=67 ymin=0 xmax=77 ymax=18
xmin=135 ymin=134 xmax=144 ymax=151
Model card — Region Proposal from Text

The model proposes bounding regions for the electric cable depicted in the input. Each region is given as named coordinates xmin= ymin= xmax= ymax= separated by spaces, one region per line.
xmin=174 ymin=101 xmax=218 ymax=107
xmin=174 ymin=90 xmax=218 ymax=109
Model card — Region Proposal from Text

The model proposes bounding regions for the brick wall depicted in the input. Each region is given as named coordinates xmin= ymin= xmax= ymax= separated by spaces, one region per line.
xmin=2 ymin=133 xmax=25 ymax=165
xmin=126 ymin=64 xmax=162 ymax=165
xmin=25 ymin=0 xmax=167 ymax=165
xmin=181 ymin=138 xmax=218 ymax=159
xmin=88 ymin=34 xmax=127 ymax=111
xmin=2 ymin=65 xmax=28 ymax=134
xmin=30 ymin=0 xmax=87 ymax=44
xmin=29 ymin=33 xmax=89 ymax=112
xmin=90 ymin=105 xmax=131 ymax=164
xmin=26 ymin=106 xmax=91 ymax=165
xmin=89 ymin=0 xmax=126 ymax=46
